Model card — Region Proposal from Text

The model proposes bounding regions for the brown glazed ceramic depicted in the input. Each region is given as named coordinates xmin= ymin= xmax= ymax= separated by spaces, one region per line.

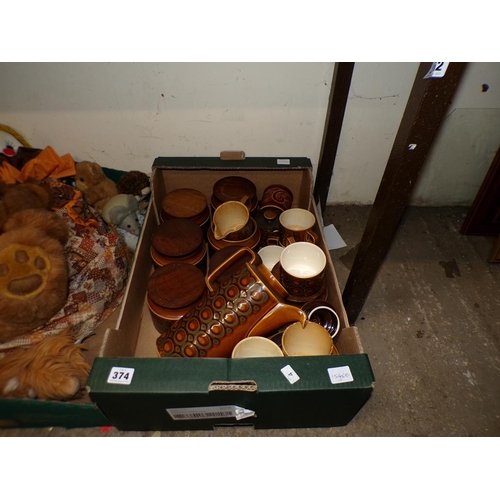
xmin=148 ymin=295 xmax=199 ymax=333
xmin=150 ymin=243 xmax=207 ymax=272
xmin=208 ymin=245 xmax=255 ymax=284
xmin=161 ymin=188 xmax=210 ymax=227
xmin=148 ymin=262 xmax=206 ymax=309
xmin=211 ymin=176 xmax=258 ymax=212
xmin=301 ymin=300 xmax=340 ymax=338
xmin=207 ymin=218 xmax=261 ymax=254
xmin=147 ymin=262 xmax=207 ymax=332
xmin=152 ymin=218 xmax=203 ymax=258
xmin=253 ymin=207 xmax=282 ymax=247
xmin=276 ymin=208 xmax=318 ymax=246
xmin=271 ymin=262 xmax=328 ymax=305
xmin=151 ymin=218 xmax=207 ymax=272
xmin=212 ymin=201 xmax=249 ymax=240
xmin=279 ymin=242 xmax=327 ymax=300
xmin=260 ymin=184 xmax=293 ymax=212
xmin=156 ymin=247 xmax=308 ymax=358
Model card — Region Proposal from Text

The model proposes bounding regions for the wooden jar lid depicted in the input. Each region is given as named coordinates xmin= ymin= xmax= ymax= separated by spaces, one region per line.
xmin=147 ymin=263 xmax=205 ymax=309
xmin=152 ymin=218 xmax=203 ymax=257
xmin=212 ymin=176 xmax=257 ymax=204
xmin=162 ymin=189 xmax=208 ymax=219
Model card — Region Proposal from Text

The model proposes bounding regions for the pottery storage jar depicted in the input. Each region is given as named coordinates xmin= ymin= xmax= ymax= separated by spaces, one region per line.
xmin=147 ymin=262 xmax=207 ymax=333
xmin=161 ymin=188 xmax=210 ymax=232
xmin=150 ymin=218 xmax=207 ymax=273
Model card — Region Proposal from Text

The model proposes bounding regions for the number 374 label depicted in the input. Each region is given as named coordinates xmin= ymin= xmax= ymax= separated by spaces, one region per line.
xmin=107 ymin=367 xmax=135 ymax=385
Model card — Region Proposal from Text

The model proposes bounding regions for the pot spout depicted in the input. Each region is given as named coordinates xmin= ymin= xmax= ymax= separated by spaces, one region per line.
xmin=247 ymin=303 xmax=308 ymax=338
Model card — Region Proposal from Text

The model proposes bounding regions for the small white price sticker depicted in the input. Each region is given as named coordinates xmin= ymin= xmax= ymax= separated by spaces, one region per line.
xmin=281 ymin=364 xmax=300 ymax=384
xmin=424 ymin=62 xmax=449 ymax=79
xmin=277 ymin=159 xmax=291 ymax=165
xmin=328 ymin=366 xmax=354 ymax=385
xmin=107 ymin=366 xmax=135 ymax=385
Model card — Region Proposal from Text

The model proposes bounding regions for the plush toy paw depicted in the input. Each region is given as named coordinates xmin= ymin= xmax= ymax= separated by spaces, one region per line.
xmin=0 ymin=225 xmax=69 ymax=343
xmin=0 ymin=331 xmax=91 ymax=400
xmin=0 ymin=243 xmax=51 ymax=300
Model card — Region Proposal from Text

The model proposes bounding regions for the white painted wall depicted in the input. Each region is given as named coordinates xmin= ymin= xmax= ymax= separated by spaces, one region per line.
xmin=411 ymin=63 xmax=500 ymax=205
xmin=0 ymin=62 xmax=333 ymax=174
xmin=329 ymin=62 xmax=500 ymax=206
xmin=1 ymin=62 xmax=499 ymax=206
xmin=327 ymin=62 xmax=419 ymax=204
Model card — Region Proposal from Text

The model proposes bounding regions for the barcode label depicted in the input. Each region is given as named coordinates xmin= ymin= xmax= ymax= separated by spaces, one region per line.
xmin=167 ymin=405 xmax=255 ymax=421
xmin=173 ymin=411 xmax=233 ymax=419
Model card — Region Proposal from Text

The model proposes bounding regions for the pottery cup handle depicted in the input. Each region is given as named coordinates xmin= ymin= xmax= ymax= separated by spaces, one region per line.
xmin=306 ymin=230 xmax=319 ymax=244
xmin=266 ymin=236 xmax=281 ymax=246
xmin=206 ymin=246 xmax=257 ymax=292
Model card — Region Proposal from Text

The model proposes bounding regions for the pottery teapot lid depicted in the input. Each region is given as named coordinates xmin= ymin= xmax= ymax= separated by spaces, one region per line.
xmin=162 ymin=188 xmax=208 ymax=219
xmin=253 ymin=207 xmax=281 ymax=231
xmin=152 ymin=218 xmax=203 ymax=257
xmin=147 ymin=263 xmax=206 ymax=309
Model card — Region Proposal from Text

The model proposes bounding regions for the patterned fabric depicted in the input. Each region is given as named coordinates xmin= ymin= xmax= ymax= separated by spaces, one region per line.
xmin=0 ymin=177 xmax=129 ymax=351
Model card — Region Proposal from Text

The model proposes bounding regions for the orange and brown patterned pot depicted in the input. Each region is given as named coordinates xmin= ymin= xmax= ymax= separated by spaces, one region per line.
xmin=156 ymin=247 xmax=307 ymax=358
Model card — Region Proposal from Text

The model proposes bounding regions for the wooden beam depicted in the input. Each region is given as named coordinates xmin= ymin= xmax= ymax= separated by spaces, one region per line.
xmin=314 ymin=62 xmax=355 ymax=214
xmin=342 ymin=62 xmax=467 ymax=324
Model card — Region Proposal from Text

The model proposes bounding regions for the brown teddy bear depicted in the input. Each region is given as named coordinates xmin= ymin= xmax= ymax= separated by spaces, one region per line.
xmin=75 ymin=161 xmax=119 ymax=212
xmin=0 ymin=183 xmax=69 ymax=343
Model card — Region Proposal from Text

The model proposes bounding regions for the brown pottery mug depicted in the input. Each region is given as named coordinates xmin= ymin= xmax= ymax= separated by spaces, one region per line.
xmin=276 ymin=208 xmax=318 ymax=247
xmin=279 ymin=242 xmax=327 ymax=299
xmin=260 ymin=184 xmax=293 ymax=212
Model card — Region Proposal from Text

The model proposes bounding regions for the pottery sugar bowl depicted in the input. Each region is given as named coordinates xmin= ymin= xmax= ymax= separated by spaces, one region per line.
xmin=211 ymin=176 xmax=258 ymax=212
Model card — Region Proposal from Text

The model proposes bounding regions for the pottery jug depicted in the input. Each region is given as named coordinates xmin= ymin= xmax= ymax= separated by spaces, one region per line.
xmin=156 ymin=247 xmax=308 ymax=358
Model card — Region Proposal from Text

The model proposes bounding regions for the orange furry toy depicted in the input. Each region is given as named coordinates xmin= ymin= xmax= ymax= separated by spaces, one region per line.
xmin=0 ymin=329 xmax=90 ymax=400
xmin=0 ymin=182 xmax=69 ymax=343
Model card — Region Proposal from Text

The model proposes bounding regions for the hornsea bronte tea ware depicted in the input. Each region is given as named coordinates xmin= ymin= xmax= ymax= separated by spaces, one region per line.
xmin=301 ymin=300 xmax=340 ymax=338
xmin=156 ymin=247 xmax=308 ymax=358
xmin=278 ymin=208 xmax=318 ymax=246
xmin=231 ymin=336 xmax=284 ymax=358
xmin=281 ymin=321 xmax=338 ymax=356
xmin=279 ymin=241 xmax=327 ymax=299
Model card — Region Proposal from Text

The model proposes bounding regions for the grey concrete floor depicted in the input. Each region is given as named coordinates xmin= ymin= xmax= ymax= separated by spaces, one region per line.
xmin=1 ymin=205 xmax=499 ymax=437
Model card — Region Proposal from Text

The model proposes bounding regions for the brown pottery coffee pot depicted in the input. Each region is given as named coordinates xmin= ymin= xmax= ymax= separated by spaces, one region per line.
xmin=156 ymin=247 xmax=308 ymax=358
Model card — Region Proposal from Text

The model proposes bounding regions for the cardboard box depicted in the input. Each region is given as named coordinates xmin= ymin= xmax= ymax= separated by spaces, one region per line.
xmin=86 ymin=156 xmax=375 ymax=431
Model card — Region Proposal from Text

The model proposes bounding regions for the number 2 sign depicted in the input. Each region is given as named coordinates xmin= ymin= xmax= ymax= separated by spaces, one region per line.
xmin=424 ymin=62 xmax=450 ymax=79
